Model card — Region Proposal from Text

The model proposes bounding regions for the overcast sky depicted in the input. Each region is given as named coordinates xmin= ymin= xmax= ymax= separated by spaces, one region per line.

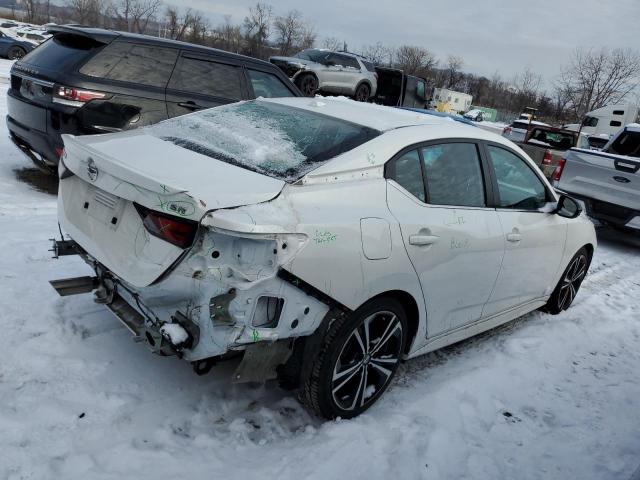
xmin=170 ymin=0 xmax=639 ymax=89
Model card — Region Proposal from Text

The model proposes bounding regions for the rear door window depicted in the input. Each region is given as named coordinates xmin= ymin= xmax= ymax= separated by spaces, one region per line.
xmin=80 ymin=41 xmax=178 ymax=88
xmin=247 ymin=69 xmax=294 ymax=98
xmin=168 ymin=56 xmax=243 ymax=100
xmin=421 ymin=143 xmax=485 ymax=207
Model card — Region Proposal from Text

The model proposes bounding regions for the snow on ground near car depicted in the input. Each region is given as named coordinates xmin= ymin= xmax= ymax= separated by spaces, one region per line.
xmin=0 ymin=58 xmax=639 ymax=479
xmin=0 ymin=59 xmax=12 ymax=82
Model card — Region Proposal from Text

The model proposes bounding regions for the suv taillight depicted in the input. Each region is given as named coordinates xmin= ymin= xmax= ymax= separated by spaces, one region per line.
xmin=135 ymin=204 xmax=198 ymax=249
xmin=503 ymin=126 xmax=512 ymax=135
xmin=542 ymin=150 xmax=552 ymax=165
xmin=53 ymin=85 xmax=106 ymax=106
xmin=552 ymin=158 xmax=566 ymax=182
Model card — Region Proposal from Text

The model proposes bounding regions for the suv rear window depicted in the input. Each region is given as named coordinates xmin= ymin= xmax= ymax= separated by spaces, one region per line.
xmin=80 ymin=41 xmax=178 ymax=88
xmin=148 ymin=100 xmax=380 ymax=181
xmin=21 ymin=34 xmax=101 ymax=71
xmin=362 ymin=60 xmax=376 ymax=72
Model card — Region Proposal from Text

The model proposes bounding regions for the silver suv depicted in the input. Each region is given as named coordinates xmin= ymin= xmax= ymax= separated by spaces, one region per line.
xmin=270 ymin=49 xmax=378 ymax=101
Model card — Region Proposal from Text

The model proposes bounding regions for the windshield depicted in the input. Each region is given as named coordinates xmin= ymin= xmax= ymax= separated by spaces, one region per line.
xmin=294 ymin=49 xmax=331 ymax=64
xmin=148 ymin=101 xmax=380 ymax=181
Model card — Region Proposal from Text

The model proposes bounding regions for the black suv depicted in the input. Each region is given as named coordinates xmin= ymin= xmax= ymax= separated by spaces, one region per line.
xmin=7 ymin=25 xmax=302 ymax=173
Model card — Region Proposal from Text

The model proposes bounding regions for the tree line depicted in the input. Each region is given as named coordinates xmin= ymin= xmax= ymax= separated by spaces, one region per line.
xmin=12 ymin=0 xmax=640 ymax=124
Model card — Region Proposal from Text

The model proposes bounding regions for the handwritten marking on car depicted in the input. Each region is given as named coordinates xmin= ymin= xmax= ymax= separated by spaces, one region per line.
xmin=314 ymin=230 xmax=337 ymax=245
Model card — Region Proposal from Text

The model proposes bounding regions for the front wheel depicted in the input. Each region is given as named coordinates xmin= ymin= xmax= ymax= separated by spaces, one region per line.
xmin=354 ymin=83 xmax=371 ymax=102
xmin=8 ymin=46 xmax=26 ymax=60
xmin=542 ymin=247 xmax=590 ymax=314
xmin=299 ymin=298 xmax=407 ymax=419
xmin=295 ymin=73 xmax=318 ymax=97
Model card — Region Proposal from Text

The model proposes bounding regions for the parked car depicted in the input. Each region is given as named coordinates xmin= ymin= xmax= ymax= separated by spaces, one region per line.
xmin=15 ymin=28 xmax=51 ymax=44
xmin=0 ymin=29 xmax=34 ymax=59
xmin=554 ymin=123 xmax=640 ymax=231
xmin=50 ymin=97 xmax=596 ymax=419
xmin=6 ymin=25 xmax=302 ymax=174
xmin=463 ymin=108 xmax=485 ymax=122
xmin=270 ymin=49 xmax=377 ymax=101
xmin=502 ymin=119 xmax=550 ymax=143
xmin=373 ymin=66 xmax=428 ymax=108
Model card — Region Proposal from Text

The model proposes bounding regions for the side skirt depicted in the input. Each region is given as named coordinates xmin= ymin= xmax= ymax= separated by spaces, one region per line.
xmin=408 ymin=297 xmax=547 ymax=358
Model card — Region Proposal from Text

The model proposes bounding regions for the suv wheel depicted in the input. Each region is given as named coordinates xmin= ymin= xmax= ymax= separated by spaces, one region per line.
xmin=296 ymin=73 xmax=318 ymax=97
xmin=299 ymin=298 xmax=407 ymax=419
xmin=8 ymin=46 xmax=26 ymax=60
xmin=354 ymin=83 xmax=371 ymax=102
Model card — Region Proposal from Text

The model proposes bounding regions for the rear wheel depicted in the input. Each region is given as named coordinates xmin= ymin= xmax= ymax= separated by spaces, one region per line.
xmin=299 ymin=298 xmax=407 ymax=419
xmin=7 ymin=46 xmax=26 ymax=60
xmin=542 ymin=247 xmax=590 ymax=314
xmin=295 ymin=73 xmax=318 ymax=97
xmin=354 ymin=83 xmax=371 ymax=102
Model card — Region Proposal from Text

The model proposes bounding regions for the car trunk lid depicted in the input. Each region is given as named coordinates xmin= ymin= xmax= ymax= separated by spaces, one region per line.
xmin=58 ymin=130 xmax=285 ymax=287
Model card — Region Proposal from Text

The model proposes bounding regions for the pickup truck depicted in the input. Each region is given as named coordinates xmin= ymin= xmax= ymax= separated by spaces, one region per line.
xmin=554 ymin=124 xmax=640 ymax=230
xmin=512 ymin=126 xmax=588 ymax=178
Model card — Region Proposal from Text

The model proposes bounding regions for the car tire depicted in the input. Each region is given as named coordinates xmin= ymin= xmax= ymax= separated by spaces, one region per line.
xmin=354 ymin=83 xmax=370 ymax=102
xmin=8 ymin=46 xmax=26 ymax=60
xmin=295 ymin=73 xmax=318 ymax=97
xmin=298 ymin=297 xmax=407 ymax=419
xmin=541 ymin=247 xmax=590 ymax=315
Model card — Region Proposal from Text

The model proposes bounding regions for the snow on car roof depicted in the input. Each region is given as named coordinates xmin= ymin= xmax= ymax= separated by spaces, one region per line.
xmin=262 ymin=96 xmax=448 ymax=132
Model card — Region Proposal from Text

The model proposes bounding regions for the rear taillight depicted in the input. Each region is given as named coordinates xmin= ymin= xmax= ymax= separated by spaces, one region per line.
xmin=552 ymin=158 xmax=566 ymax=182
xmin=542 ymin=150 xmax=552 ymax=166
xmin=135 ymin=204 xmax=198 ymax=249
xmin=53 ymin=85 xmax=106 ymax=107
xmin=503 ymin=126 xmax=512 ymax=135
xmin=55 ymin=147 xmax=64 ymax=159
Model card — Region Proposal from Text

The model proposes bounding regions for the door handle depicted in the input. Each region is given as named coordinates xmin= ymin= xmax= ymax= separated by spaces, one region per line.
xmin=409 ymin=234 xmax=439 ymax=246
xmin=178 ymin=101 xmax=205 ymax=110
xmin=506 ymin=233 xmax=522 ymax=243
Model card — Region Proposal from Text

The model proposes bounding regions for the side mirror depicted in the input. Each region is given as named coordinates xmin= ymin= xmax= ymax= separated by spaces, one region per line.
xmin=554 ymin=194 xmax=582 ymax=219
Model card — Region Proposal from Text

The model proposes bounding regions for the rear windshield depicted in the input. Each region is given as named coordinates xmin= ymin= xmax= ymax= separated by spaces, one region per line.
xmin=21 ymin=34 xmax=102 ymax=71
xmin=527 ymin=128 xmax=576 ymax=150
xmin=511 ymin=121 xmax=531 ymax=130
xmin=362 ymin=60 xmax=376 ymax=72
xmin=148 ymin=100 xmax=380 ymax=181
xmin=608 ymin=130 xmax=640 ymax=158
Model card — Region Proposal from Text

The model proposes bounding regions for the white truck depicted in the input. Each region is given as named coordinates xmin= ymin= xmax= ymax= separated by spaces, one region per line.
xmin=564 ymin=104 xmax=639 ymax=138
xmin=554 ymin=124 xmax=640 ymax=231
xmin=430 ymin=88 xmax=472 ymax=114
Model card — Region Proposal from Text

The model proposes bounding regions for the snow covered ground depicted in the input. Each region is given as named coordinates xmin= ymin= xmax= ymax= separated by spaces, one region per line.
xmin=0 ymin=58 xmax=639 ymax=480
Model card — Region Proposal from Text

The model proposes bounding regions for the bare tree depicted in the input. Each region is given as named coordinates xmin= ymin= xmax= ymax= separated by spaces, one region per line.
xmin=442 ymin=54 xmax=464 ymax=89
xmin=212 ymin=15 xmax=243 ymax=53
xmin=299 ymin=24 xmax=316 ymax=50
xmin=513 ymin=66 xmax=542 ymax=96
xmin=558 ymin=47 xmax=640 ymax=118
xmin=67 ymin=0 xmax=103 ymax=26
xmin=394 ymin=45 xmax=437 ymax=77
xmin=109 ymin=0 xmax=161 ymax=33
xmin=23 ymin=0 xmax=40 ymax=23
xmin=361 ymin=42 xmax=392 ymax=65
xmin=243 ymin=2 xmax=272 ymax=59
xmin=164 ymin=6 xmax=194 ymax=41
xmin=322 ymin=36 xmax=342 ymax=51
xmin=273 ymin=9 xmax=303 ymax=56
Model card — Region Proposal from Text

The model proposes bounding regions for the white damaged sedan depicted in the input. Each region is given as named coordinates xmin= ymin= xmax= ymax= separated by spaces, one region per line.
xmin=51 ymin=97 xmax=596 ymax=418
